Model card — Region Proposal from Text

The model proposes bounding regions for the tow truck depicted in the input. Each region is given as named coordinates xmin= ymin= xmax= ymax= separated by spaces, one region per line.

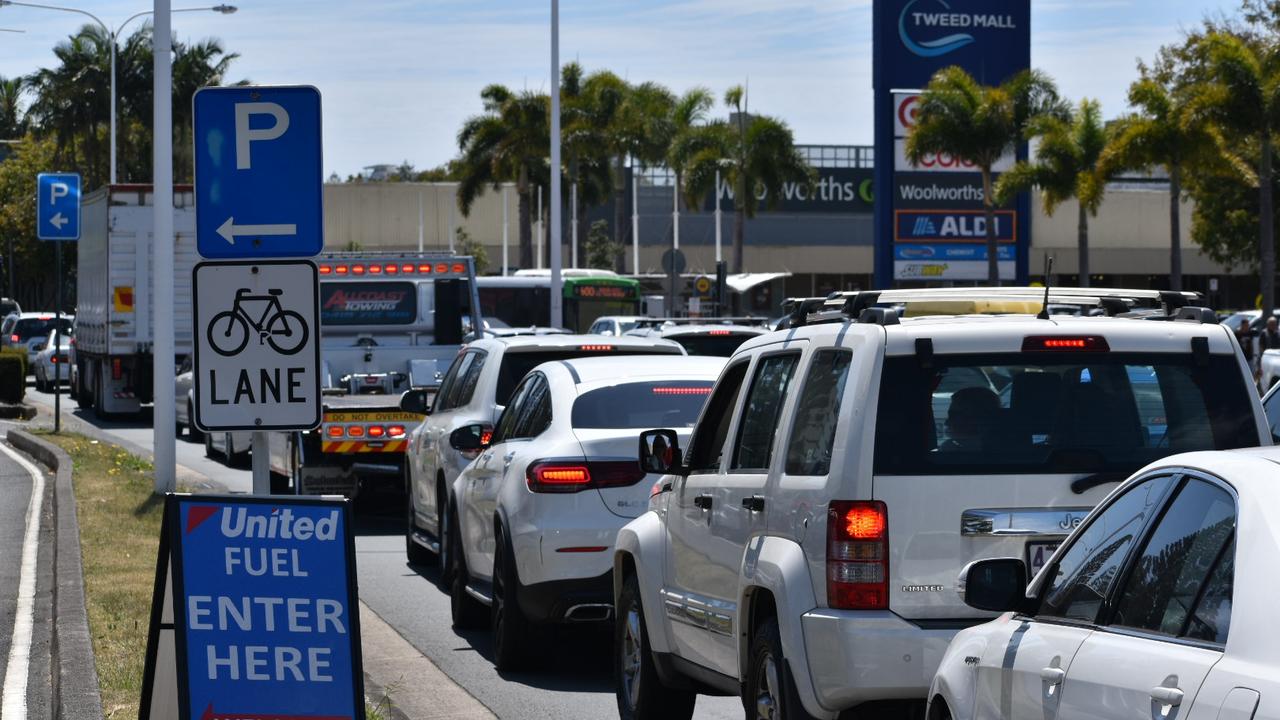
xmin=267 ymin=251 xmax=483 ymax=497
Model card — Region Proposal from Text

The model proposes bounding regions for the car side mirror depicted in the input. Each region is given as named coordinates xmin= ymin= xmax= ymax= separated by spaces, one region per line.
xmin=450 ymin=424 xmax=490 ymax=452
xmin=639 ymin=429 xmax=684 ymax=475
xmin=959 ymin=558 xmax=1029 ymax=613
xmin=399 ymin=388 xmax=432 ymax=416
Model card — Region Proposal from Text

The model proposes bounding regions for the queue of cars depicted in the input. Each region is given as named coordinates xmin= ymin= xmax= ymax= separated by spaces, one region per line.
xmin=387 ymin=286 xmax=1280 ymax=720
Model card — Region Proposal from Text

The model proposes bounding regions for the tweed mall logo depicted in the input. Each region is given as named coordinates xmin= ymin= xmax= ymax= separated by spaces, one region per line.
xmin=898 ymin=0 xmax=1017 ymax=58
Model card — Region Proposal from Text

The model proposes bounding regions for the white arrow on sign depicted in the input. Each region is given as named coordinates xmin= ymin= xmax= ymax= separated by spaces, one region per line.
xmin=217 ymin=217 xmax=298 ymax=245
xmin=49 ymin=212 xmax=68 ymax=230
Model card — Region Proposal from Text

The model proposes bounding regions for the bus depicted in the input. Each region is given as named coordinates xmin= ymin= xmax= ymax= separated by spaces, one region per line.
xmin=476 ymin=269 xmax=643 ymax=332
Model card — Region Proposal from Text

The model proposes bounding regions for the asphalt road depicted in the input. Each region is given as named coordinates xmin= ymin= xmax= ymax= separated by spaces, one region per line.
xmin=26 ymin=384 xmax=743 ymax=719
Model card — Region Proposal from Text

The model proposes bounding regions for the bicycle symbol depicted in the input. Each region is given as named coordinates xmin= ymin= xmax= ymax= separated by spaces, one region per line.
xmin=207 ymin=287 xmax=309 ymax=356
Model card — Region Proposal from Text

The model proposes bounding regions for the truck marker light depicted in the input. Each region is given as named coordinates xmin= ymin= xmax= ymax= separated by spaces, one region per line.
xmin=368 ymin=264 xmax=382 ymax=274
xmin=401 ymin=263 xmax=415 ymax=274
xmin=367 ymin=425 xmax=385 ymax=438
xmin=384 ymin=264 xmax=398 ymax=274
xmin=346 ymin=425 xmax=365 ymax=438
xmin=318 ymin=265 xmax=332 ymax=275
xmin=418 ymin=264 xmax=432 ymax=274
xmin=435 ymin=263 xmax=449 ymax=274
xmin=326 ymin=425 xmax=344 ymax=438
xmin=335 ymin=265 xmax=349 ymax=275
xmin=388 ymin=425 xmax=407 ymax=437
xmin=451 ymin=263 xmax=466 ymax=274
xmin=351 ymin=264 xmax=365 ymax=275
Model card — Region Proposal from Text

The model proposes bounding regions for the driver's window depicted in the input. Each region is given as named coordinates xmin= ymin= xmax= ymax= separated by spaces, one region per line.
xmin=685 ymin=362 xmax=749 ymax=473
xmin=433 ymin=352 xmax=470 ymax=413
xmin=1038 ymin=474 xmax=1176 ymax=623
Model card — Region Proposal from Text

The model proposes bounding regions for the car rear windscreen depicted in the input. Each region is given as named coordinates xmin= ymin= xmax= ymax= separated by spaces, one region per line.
xmin=672 ymin=333 xmax=756 ymax=357
xmin=14 ymin=318 xmax=72 ymax=340
xmin=572 ymin=381 xmax=713 ymax=429
xmin=496 ymin=348 xmax=678 ymax=405
xmin=874 ymin=353 xmax=1258 ymax=476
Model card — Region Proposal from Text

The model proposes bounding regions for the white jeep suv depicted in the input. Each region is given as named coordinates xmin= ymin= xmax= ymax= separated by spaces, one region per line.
xmin=404 ymin=334 xmax=683 ymax=574
xmin=613 ymin=287 xmax=1269 ymax=720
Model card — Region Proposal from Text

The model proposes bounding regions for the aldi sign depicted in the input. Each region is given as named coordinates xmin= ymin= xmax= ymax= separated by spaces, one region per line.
xmin=895 ymin=210 xmax=1016 ymax=242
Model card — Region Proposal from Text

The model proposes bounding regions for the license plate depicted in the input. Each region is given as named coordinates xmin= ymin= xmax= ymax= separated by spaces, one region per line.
xmin=1026 ymin=541 xmax=1061 ymax=578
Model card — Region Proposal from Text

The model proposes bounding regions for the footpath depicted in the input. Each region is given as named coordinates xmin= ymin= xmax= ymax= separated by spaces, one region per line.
xmin=6 ymin=405 xmax=495 ymax=720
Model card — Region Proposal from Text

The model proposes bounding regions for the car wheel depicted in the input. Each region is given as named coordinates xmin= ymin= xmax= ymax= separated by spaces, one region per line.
xmin=204 ymin=431 xmax=217 ymax=459
xmin=491 ymin=526 xmax=530 ymax=671
xmin=615 ymin=572 xmax=695 ymax=720
xmin=405 ymin=473 xmax=435 ymax=567
xmin=449 ymin=510 xmax=486 ymax=630
xmin=438 ymin=489 xmax=454 ymax=588
xmin=746 ymin=617 xmax=816 ymax=720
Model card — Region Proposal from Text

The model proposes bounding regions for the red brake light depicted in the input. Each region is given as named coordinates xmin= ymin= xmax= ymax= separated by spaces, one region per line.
xmin=527 ymin=460 xmax=644 ymax=493
xmin=9 ymin=334 xmax=17 ymax=343
xmin=111 ymin=357 xmax=123 ymax=380
xmin=652 ymin=386 xmax=712 ymax=395
xmin=319 ymin=265 xmax=332 ymax=275
xmin=347 ymin=425 xmax=365 ymax=438
xmin=326 ymin=425 xmax=344 ymax=438
xmin=388 ymin=425 xmax=407 ymax=437
xmin=579 ymin=344 xmax=614 ymax=352
xmin=38 ymin=316 xmax=52 ymax=320
xmin=1021 ymin=336 xmax=1110 ymax=352
xmin=708 ymin=329 xmax=731 ymax=336
xmin=480 ymin=429 xmax=493 ymax=446
xmin=827 ymin=500 xmax=888 ymax=610
xmin=367 ymin=425 xmax=386 ymax=438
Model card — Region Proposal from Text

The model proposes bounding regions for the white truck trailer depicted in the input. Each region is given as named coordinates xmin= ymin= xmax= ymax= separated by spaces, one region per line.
xmin=74 ymin=184 xmax=197 ymax=417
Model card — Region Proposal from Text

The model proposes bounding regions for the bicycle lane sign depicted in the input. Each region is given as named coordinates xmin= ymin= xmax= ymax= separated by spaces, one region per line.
xmin=193 ymin=259 xmax=321 ymax=431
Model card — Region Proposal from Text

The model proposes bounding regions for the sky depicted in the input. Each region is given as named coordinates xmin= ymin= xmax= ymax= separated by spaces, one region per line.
xmin=0 ymin=0 xmax=1244 ymax=179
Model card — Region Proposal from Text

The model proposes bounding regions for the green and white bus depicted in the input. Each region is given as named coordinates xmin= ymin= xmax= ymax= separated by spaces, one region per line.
xmin=476 ymin=269 xmax=643 ymax=332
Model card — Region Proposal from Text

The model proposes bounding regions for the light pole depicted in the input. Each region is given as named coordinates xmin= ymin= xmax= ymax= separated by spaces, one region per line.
xmin=549 ymin=0 xmax=562 ymax=328
xmin=0 ymin=1 xmax=236 ymax=184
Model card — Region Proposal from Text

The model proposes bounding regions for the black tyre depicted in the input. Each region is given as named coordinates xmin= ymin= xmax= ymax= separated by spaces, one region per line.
xmin=746 ymin=617 xmax=817 ymax=720
xmin=615 ymin=573 xmax=695 ymax=720
xmin=186 ymin=402 xmax=204 ymax=442
xmin=204 ymin=431 xmax=218 ymax=459
xmin=449 ymin=511 xmax=486 ymax=630
xmin=405 ymin=474 xmax=435 ymax=567
xmin=491 ymin=526 xmax=530 ymax=671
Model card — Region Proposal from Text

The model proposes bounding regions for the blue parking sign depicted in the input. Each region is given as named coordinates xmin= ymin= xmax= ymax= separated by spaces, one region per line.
xmin=36 ymin=172 xmax=80 ymax=241
xmin=194 ymin=86 xmax=323 ymax=259
xmin=140 ymin=494 xmax=364 ymax=720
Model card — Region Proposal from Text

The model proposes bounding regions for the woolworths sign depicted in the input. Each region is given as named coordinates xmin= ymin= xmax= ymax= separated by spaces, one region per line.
xmin=704 ymin=168 xmax=874 ymax=214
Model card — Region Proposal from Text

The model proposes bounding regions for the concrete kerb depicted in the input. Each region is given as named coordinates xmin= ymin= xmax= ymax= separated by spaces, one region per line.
xmin=7 ymin=428 xmax=104 ymax=720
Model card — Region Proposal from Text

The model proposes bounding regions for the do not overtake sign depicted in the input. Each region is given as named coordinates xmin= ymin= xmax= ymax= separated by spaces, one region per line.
xmin=194 ymin=260 xmax=321 ymax=431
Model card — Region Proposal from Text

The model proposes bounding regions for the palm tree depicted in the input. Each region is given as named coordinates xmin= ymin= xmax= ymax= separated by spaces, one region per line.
xmin=560 ymin=62 xmax=614 ymax=266
xmin=1099 ymin=63 xmax=1216 ymax=292
xmin=906 ymin=67 xmax=1066 ymax=283
xmin=1185 ymin=30 xmax=1280 ymax=313
xmin=26 ymin=24 xmax=113 ymax=186
xmin=996 ymin=99 xmax=1108 ymax=287
xmin=0 ymin=76 xmax=25 ymax=139
xmin=665 ymin=87 xmax=714 ymax=248
xmin=681 ymin=85 xmax=815 ymax=274
xmin=455 ymin=84 xmax=549 ymax=270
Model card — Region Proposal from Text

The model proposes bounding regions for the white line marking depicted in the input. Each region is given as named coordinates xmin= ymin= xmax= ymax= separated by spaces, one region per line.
xmin=0 ymin=441 xmax=46 ymax=720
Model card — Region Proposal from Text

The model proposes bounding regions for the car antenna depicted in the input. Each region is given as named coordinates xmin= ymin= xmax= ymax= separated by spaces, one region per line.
xmin=1036 ymin=255 xmax=1054 ymax=320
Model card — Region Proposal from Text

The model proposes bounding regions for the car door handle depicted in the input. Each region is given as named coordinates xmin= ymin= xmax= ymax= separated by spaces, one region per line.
xmin=1040 ymin=667 xmax=1065 ymax=685
xmin=693 ymin=494 xmax=713 ymax=510
xmin=1149 ymin=686 xmax=1183 ymax=707
xmin=741 ymin=495 xmax=765 ymax=512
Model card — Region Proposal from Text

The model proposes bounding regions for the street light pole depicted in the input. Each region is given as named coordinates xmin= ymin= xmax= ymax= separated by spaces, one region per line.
xmin=549 ymin=0 xmax=563 ymax=329
xmin=0 ymin=1 xmax=236 ymax=184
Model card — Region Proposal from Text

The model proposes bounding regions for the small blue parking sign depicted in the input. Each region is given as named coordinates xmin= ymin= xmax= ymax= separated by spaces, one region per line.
xmin=140 ymin=494 xmax=364 ymax=720
xmin=36 ymin=172 xmax=80 ymax=241
xmin=194 ymin=85 xmax=323 ymax=259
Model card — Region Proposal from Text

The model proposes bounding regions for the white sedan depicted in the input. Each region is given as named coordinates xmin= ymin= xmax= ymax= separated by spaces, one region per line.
xmin=446 ymin=354 xmax=726 ymax=671
xmin=33 ymin=330 xmax=71 ymax=393
xmin=929 ymin=447 xmax=1274 ymax=720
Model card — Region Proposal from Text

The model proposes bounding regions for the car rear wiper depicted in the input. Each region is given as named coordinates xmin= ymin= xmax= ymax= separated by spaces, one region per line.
xmin=1070 ymin=471 xmax=1129 ymax=495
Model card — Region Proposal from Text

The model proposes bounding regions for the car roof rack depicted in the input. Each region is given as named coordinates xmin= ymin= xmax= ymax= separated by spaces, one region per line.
xmin=634 ymin=316 xmax=770 ymax=328
xmin=784 ymin=287 xmax=1209 ymax=328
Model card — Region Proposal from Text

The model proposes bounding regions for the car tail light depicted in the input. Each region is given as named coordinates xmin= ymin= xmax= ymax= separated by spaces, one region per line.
xmin=347 ymin=425 xmax=365 ymax=438
xmin=827 ymin=500 xmax=888 ymax=610
xmin=326 ymin=425 xmax=344 ymax=438
xmin=652 ymin=386 xmax=712 ymax=395
xmin=480 ymin=428 xmax=493 ymax=445
xmin=388 ymin=425 xmax=406 ymax=437
xmin=111 ymin=357 xmax=123 ymax=380
xmin=367 ymin=425 xmax=386 ymax=438
xmin=1021 ymin=336 xmax=1110 ymax=352
xmin=9 ymin=334 xmax=16 ymax=343
xmin=579 ymin=344 xmax=613 ymax=352
xmin=708 ymin=329 xmax=731 ymax=336
xmin=50 ymin=355 xmax=59 ymax=364
xmin=526 ymin=460 xmax=646 ymax=494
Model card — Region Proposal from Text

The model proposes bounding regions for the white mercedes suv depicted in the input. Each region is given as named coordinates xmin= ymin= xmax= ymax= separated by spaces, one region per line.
xmin=613 ymin=287 xmax=1269 ymax=720
xmin=445 ymin=355 xmax=726 ymax=671
xmin=403 ymin=334 xmax=683 ymax=575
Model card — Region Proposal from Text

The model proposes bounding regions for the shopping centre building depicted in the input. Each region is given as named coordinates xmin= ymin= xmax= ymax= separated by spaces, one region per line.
xmin=323 ymin=145 xmax=1253 ymax=313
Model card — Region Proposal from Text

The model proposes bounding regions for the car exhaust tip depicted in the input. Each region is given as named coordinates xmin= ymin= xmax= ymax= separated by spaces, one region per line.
xmin=563 ymin=603 xmax=613 ymax=622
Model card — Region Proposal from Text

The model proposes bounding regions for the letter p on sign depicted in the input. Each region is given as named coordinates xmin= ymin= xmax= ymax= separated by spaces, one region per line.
xmin=235 ymin=102 xmax=290 ymax=170
xmin=49 ymin=182 xmax=69 ymax=204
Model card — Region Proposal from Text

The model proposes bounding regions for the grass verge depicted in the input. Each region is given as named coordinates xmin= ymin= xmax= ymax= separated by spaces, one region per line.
xmin=41 ymin=431 xmax=162 ymax=719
